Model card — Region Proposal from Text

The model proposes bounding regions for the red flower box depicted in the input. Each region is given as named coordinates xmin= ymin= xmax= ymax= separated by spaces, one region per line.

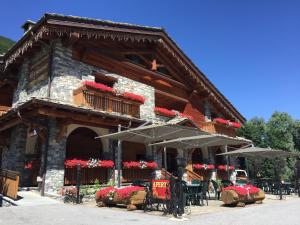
xmin=230 ymin=122 xmax=242 ymax=128
xmin=217 ymin=165 xmax=235 ymax=171
xmin=64 ymin=159 xmax=114 ymax=168
xmin=123 ymin=161 xmax=158 ymax=169
xmin=82 ymin=81 xmax=145 ymax=104
xmin=154 ymin=107 xmax=176 ymax=117
xmin=179 ymin=113 xmax=194 ymax=120
xmin=193 ymin=164 xmax=215 ymax=170
xmin=122 ymin=92 xmax=145 ymax=104
xmin=214 ymin=118 xmax=241 ymax=129
xmin=83 ymin=80 xmax=115 ymax=94
xmin=214 ymin=118 xmax=229 ymax=125
xmin=99 ymin=160 xmax=115 ymax=168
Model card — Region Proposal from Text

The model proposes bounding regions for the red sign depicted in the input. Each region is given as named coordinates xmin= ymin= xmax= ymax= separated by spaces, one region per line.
xmin=152 ymin=179 xmax=170 ymax=200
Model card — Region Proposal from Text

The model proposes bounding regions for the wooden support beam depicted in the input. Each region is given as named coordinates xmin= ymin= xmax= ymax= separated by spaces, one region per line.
xmin=74 ymin=47 xmax=190 ymax=99
xmin=0 ymin=119 xmax=21 ymax=132
xmin=37 ymin=107 xmax=137 ymax=129
xmin=79 ymin=46 xmax=189 ymax=91
xmin=155 ymin=89 xmax=188 ymax=103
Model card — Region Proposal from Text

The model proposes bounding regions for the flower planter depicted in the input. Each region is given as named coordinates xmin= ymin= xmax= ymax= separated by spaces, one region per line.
xmin=95 ymin=186 xmax=146 ymax=210
xmin=221 ymin=186 xmax=265 ymax=206
xmin=154 ymin=107 xmax=193 ymax=120
xmin=73 ymin=83 xmax=143 ymax=118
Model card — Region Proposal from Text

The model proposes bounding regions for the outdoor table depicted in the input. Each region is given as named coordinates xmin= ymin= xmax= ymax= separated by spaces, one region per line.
xmin=184 ymin=183 xmax=203 ymax=206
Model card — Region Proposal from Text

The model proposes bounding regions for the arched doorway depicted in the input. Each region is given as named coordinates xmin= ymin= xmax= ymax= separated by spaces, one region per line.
xmin=66 ymin=127 xmax=102 ymax=159
xmin=64 ymin=127 xmax=107 ymax=185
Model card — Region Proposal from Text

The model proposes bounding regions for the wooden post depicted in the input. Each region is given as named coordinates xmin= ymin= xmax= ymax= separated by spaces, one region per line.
xmin=164 ymin=146 xmax=167 ymax=171
xmin=76 ymin=164 xmax=81 ymax=204
xmin=117 ymin=124 xmax=122 ymax=188
xmin=225 ymin=145 xmax=230 ymax=180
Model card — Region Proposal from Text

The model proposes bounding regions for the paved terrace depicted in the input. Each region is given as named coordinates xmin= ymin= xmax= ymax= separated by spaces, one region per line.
xmin=1 ymin=192 xmax=300 ymax=225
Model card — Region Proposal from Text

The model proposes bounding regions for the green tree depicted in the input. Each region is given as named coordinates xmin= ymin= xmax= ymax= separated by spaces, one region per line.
xmin=292 ymin=120 xmax=300 ymax=151
xmin=238 ymin=117 xmax=268 ymax=147
xmin=237 ymin=117 xmax=268 ymax=178
xmin=238 ymin=112 xmax=298 ymax=180
xmin=0 ymin=35 xmax=15 ymax=54
xmin=266 ymin=112 xmax=296 ymax=180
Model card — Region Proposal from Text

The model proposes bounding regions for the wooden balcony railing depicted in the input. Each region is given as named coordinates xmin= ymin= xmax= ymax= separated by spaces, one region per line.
xmin=122 ymin=168 xmax=153 ymax=182
xmin=0 ymin=106 xmax=11 ymax=117
xmin=200 ymin=121 xmax=237 ymax=137
xmin=73 ymin=86 xmax=141 ymax=118
xmin=186 ymin=168 xmax=203 ymax=181
xmin=64 ymin=167 xmax=110 ymax=185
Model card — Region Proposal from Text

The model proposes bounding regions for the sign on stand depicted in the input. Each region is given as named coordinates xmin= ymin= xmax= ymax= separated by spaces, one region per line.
xmin=152 ymin=179 xmax=170 ymax=200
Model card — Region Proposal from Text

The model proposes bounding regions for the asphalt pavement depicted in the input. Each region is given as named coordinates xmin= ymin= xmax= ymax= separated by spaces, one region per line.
xmin=0 ymin=197 xmax=299 ymax=225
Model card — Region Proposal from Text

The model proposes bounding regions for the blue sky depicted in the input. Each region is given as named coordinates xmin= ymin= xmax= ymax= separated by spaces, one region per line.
xmin=1 ymin=0 xmax=299 ymax=120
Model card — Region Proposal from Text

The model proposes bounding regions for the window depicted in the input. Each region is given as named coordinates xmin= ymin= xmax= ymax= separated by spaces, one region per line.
xmin=27 ymin=51 xmax=49 ymax=88
xmin=92 ymin=71 xmax=118 ymax=88
xmin=25 ymin=129 xmax=38 ymax=155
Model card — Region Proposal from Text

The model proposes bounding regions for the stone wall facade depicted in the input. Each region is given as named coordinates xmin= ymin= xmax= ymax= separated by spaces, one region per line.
xmin=11 ymin=40 xmax=156 ymax=121
xmin=1 ymin=124 xmax=28 ymax=185
xmin=44 ymin=118 xmax=67 ymax=194
xmin=12 ymin=49 xmax=49 ymax=107
xmin=50 ymin=41 xmax=155 ymax=120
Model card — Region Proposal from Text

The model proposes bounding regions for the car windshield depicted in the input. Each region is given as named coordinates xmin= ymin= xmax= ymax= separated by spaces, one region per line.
xmin=236 ymin=171 xmax=246 ymax=177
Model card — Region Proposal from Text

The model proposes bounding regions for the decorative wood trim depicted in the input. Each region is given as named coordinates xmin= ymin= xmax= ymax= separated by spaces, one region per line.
xmin=2 ymin=19 xmax=245 ymax=123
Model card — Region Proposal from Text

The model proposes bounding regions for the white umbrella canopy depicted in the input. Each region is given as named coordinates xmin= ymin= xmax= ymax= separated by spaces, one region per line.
xmin=217 ymin=146 xmax=300 ymax=159
xmin=148 ymin=134 xmax=251 ymax=149
xmin=96 ymin=123 xmax=207 ymax=144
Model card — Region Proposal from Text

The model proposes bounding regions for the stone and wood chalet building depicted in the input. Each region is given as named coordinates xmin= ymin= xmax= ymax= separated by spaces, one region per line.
xmin=0 ymin=14 xmax=247 ymax=196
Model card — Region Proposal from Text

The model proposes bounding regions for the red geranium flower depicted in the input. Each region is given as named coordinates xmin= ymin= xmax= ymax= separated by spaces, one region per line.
xmin=83 ymin=81 xmax=115 ymax=93
xmin=213 ymin=118 xmax=229 ymax=125
xmin=154 ymin=107 xmax=176 ymax=117
xmin=178 ymin=113 xmax=194 ymax=120
xmin=122 ymin=92 xmax=145 ymax=104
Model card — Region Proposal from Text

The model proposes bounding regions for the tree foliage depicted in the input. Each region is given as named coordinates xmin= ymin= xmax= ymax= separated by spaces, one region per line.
xmin=238 ymin=112 xmax=299 ymax=180
xmin=0 ymin=35 xmax=15 ymax=54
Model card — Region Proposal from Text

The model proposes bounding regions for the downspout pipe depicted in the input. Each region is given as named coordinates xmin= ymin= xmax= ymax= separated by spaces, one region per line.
xmin=41 ymin=42 xmax=54 ymax=196
xmin=40 ymin=121 xmax=49 ymax=196
xmin=46 ymin=43 xmax=54 ymax=99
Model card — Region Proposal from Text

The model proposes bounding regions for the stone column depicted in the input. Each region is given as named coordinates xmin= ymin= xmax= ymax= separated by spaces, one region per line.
xmin=2 ymin=124 xmax=27 ymax=185
xmin=2 ymin=125 xmax=26 ymax=170
xmin=44 ymin=119 xmax=67 ymax=195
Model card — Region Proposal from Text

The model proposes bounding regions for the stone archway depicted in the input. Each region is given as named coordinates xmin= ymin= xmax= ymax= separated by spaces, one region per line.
xmin=66 ymin=127 xmax=102 ymax=160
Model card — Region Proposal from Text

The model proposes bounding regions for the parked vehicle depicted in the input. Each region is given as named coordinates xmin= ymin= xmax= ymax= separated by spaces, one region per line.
xmin=235 ymin=169 xmax=248 ymax=186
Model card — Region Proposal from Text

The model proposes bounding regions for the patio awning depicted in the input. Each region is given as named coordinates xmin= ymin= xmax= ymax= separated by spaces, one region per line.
xmin=148 ymin=134 xmax=251 ymax=149
xmin=96 ymin=122 xmax=207 ymax=144
xmin=217 ymin=146 xmax=300 ymax=159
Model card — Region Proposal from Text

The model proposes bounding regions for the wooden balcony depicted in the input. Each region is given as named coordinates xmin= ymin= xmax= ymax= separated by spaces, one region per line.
xmin=64 ymin=167 xmax=110 ymax=185
xmin=200 ymin=121 xmax=237 ymax=137
xmin=73 ymin=86 xmax=141 ymax=118
xmin=0 ymin=106 xmax=11 ymax=117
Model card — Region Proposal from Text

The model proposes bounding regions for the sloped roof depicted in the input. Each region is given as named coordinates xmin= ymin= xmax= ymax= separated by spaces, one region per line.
xmin=1 ymin=13 xmax=246 ymax=122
